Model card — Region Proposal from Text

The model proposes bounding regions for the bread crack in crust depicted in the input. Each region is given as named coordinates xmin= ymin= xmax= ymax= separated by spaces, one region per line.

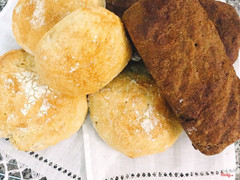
xmin=123 ymin=0 xmax=240 ymax=155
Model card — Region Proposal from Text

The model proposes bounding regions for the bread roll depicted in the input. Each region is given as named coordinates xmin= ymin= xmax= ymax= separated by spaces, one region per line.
xmin=0 ymin=50 xmax=88 ymax=151
xmin=35 ymin=7 xmax=132 ymax=96
xmin=12 ymin=0 xmax=105 ymax=55
xmin=88 ymin=62 xmax=182 ymax=158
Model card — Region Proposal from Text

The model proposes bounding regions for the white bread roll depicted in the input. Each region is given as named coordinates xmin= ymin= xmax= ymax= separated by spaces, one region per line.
xmin=35 ymin=7 xmax=132 ymax=96
xmin=88 ymin=62 xmax=182 ymax=158
xmin=0 ymin=50 xmax=88 ymax=151
xmin=12 ymin=0 xmax=106 ymax=55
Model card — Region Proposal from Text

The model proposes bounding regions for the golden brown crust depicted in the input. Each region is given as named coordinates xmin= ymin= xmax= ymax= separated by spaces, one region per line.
xmin=199 ymin=0 xmax=240 ymax=63
xmin=88 ymin=62 xmax=182 ymax=158
xmin=0 ymin=50 xmax=88 ymax=151
xmin=12 ymin=0 xmax=105 ymax=55
xmin=122 ymin=0 xmax=240 ymax=155
xmin=35 ymin=7 xmax=132 ymax=96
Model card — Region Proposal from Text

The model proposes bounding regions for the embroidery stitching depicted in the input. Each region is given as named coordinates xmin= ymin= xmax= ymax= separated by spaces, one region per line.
xmin=4 ymin=138 xmax=81 ymax=180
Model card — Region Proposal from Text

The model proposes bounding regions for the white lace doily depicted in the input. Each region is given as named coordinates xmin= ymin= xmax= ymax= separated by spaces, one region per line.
xmin=0 ymin=0 xmax=240 ymax=179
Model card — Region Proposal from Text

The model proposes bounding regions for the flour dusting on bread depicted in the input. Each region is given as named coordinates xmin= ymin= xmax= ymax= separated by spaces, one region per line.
xmin=141 ymin=119 xmax=154 ymax=134
xmin=70 ymin=63 xmax=80 ymax=73
xmin=15 ymin=4 xmax=23 ymax=15
xmin=7 ymin=114 xmax=18 ymax=122
xmin=38 ymin=99 xmax=52 ymax=117
xmin=14 ymin=71 xmax=52 ymax=116
xmin=30 ymin=0 xmax=46 ymax=29
xmin=89 ymin=62 xmax=182 ymax=158
xmin=0 ymin=50 xmax=88 ymax=151
xmin=136 ymin=106 xmax=160 ymax=135
xmin=4 ymin=78 xmax=14 ymax=90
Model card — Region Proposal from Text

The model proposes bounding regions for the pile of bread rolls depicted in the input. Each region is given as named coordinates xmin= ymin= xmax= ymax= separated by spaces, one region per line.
xmin=3 ymin=0 xmax=239 ymax=158
xmin=0 ymin=0 xmax=130 ymax=151
xmin=0 ymin=0 xmax=183 ymax=157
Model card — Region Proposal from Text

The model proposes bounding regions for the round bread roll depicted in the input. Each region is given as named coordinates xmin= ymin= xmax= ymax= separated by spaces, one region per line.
xmin=35 ymin=7 xmax=132 ymax=96
xmin=0 ymin=50 xmax=88 ymax=151
xmin=88 ymin=62 xmax=183 ymax=158
xmin=12 ymin=0 xmax=105 ymax=55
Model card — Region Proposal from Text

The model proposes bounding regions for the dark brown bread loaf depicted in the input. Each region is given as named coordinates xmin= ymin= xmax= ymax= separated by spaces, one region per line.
xmin=122 ymin=0 xmax=240 ymax=155
xmin=108 ymin=0 xmax=240 ymax=63
xmin=199 ymin=0 xmax=240 ymax=63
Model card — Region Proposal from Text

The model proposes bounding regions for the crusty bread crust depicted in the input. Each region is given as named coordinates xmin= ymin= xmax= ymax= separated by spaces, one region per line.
xmin=89 ymin=62 xmax=182 ymax=158
xmin=12 ymin=0 xmax=105 ymax=55
xmin=123 ymin=0 xmax=240 ymax=155
xmin=35 ymin=7 xmax=132 ymax=96
xmin=0 ymin=50 xmax=88 ymax=151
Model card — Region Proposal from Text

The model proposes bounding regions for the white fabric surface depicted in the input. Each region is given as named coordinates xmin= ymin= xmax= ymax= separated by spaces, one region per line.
xmin=0 ymin=131 xmax=86 ymax=180
xmin=0 ymin=0 xmax=238 ymax=180
xmin=83 ymin=116 xmax=236 ymax=180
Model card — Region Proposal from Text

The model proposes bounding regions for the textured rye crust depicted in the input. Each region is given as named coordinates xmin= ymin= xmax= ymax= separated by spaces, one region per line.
xmin=107 ymin=0 xmax=240 ymax=63
xmin=199 ymin=0 xmax=240 ymax=63
xmin=106 ymin=0 xmax=138 ymax=17
xmin=122 ymin=0 xmax=240 ymax=155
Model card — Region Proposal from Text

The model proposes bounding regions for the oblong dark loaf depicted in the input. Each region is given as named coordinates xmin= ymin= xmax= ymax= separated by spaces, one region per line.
xmin=107 ymin=0 xmax=240 ymax=64
xmin=122 ymin=0 xmax=240 ymax=155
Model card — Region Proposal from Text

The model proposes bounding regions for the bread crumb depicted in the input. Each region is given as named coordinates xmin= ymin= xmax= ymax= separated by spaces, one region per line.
xmin=187 ymin=127 xmax=197 ymax=135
